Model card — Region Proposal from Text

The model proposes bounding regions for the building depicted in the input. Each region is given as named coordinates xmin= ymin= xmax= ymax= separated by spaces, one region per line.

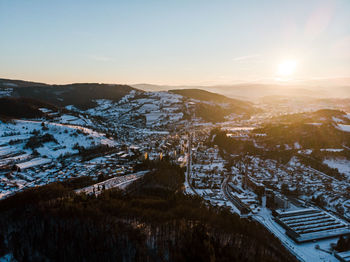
xmin=265 ymin=189 xmax=289 ymax=209
xmin=335 ymin=251 xmax=350 ymax=262
xmin=273 ymin=207 xmax=350 ymax=243
xmin=13 ymin=158 xmax=52 ymax=172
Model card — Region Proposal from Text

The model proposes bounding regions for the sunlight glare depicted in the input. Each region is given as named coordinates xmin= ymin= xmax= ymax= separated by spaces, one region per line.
xmin=277 ymin=60 xmax=297 ymax=77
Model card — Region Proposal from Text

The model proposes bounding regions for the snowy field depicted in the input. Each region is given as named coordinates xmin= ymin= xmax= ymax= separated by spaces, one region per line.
xmin=0 ymin=119 xmax=116 ymax=159
xmin=324 ymin=158 xmax=350 ymax=177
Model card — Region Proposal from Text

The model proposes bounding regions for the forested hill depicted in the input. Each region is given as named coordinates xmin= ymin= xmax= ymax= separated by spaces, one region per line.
xmin=0 ymin=160 xmax=296 ymax=262
xmin=170 ymin=89 xmax=258 ymax=123
xmin=0 ymin=78 xmax=136 ymax=110
xmin=169 ymin=88 xmax=251 ymax=106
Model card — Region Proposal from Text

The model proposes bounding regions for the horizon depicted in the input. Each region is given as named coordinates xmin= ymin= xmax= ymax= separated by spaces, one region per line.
xmin=2 ymin=75 xmax=350 ymax=89
xmin=1 ymin=0 xmax=350 ymax=86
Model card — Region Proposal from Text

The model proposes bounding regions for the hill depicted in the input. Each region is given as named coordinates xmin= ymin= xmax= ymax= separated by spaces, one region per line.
xmin=170 ymin=89 xmax=257 ymax=122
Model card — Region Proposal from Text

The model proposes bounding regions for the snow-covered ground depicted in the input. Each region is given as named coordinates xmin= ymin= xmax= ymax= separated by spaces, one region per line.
xmin=0 ymin=87 xmax=13 ymax=97
xmin=0 ymin=118 xmax=121 ymax=199
xmin=84 ymin=91 xmax=185 ymax=130
xmin=0 ymin=119 xmax=116 ymax=159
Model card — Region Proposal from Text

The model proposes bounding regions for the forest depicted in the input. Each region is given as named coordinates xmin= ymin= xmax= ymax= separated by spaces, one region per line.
xmin=0 ymin=160 xmax=296 ymax=262
xmin=0 ymin=97 xmax=56 ymax=119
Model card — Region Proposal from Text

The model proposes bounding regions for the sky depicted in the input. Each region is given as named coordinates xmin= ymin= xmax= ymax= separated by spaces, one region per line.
xmin=1 ymin=0 xmax=350 ymax=86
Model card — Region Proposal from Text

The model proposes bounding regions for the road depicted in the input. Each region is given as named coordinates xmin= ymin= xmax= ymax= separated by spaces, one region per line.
xmin=222 ymin=175 xmax=250 ymax=215
xmin=185 ymin=132 xmax=197 ymax=195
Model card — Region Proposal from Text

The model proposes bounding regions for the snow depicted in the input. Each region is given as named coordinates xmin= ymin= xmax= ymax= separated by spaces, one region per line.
xmin=323 ymin=158 xmax=350 ymax=177
xmin=145 ymin=112 xmax=164 ymax=124
xmin=297 ymin=149 xmax=312 ymax=155
xmin=0 ymin=146 xmax=16 ymax=156
xmin=332 ymin=117 xmax=344 ymax=123
xmin=0 ymin=153 xmax=31 ymax=165
xmin=2 ymin=83 xmax=17 ymax=87
xmin=336 ymin=250 xmax=350 ymax=261
xmin=0 ymin=134 xmax=31 ymax=145
xmin=307 ymin=123 xmax=322 ymax=126
xmin=0 ymin=119 xmax=116 ymax=160
xmin=320 ymin=148 xmax=344 ymax=152
xmin=337 ymin=124 xmax=350 ymax=132
xmin=228 ymin=127 xmax=255 ymax=131
xmin=141 ymin=129 xmax=169 ymax=135
xmin=138 ymin=103 xmax=159 ymax=113
xmin=38 ymin=108 xmax=52 ymax=113
xmin=0 ymin=253 xmax=15 ymax=262
xmin=65 ymin=105 xmax=79 ymax=111
xmin=294 ymin=142 xmax=301 ymax=149
xmin=57 ymin=114 xmax=90 ymax=126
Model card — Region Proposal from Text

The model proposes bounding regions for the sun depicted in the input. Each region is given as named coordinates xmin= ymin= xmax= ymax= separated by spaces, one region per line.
xmin=277 ymin=60 xmax=297 ymax=77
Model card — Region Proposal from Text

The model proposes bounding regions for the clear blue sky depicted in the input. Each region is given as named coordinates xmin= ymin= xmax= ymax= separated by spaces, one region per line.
xmin=1 ymin=0 xmax=349 ymax=85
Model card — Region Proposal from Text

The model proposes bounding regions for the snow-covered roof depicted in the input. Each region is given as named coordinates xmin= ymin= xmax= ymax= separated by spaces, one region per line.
xmin=15 ymin=158 xmax=52 ymax=170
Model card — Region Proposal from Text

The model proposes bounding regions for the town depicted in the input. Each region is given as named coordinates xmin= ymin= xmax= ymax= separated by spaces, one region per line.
xmin=1 ymin=83 xmax=350 ymax=261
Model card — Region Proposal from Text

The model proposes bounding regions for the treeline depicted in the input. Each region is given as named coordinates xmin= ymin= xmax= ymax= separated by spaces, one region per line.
xmin=73 ymin=144 xmax=116 ymax=161
xmin=209 ymin=128 xmax=259 ymax=155
xmin=0 ymin=160 xmax=296 ymax=262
